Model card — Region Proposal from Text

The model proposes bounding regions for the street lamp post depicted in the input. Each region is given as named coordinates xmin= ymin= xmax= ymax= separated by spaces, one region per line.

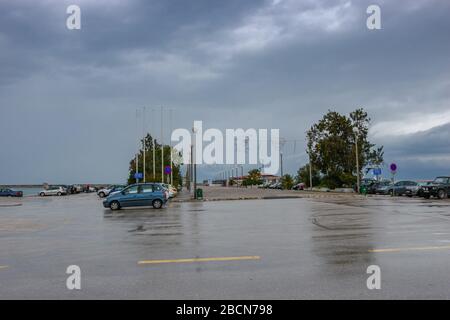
xmin=308 ymin=146 xmax=313 ymax=191
xmin=354 ymin=128 xmax=360 ymax=193
xmin=142 ymin=107 xmax=146 ymax=183
xmin=169 ymin=109 xmax=173 ymax=185
xmin=192 ymin=125 xmax=197 ymax=199
xmin=280 ymin=152 xmax=283 ymax=177
xmin=135 ymin=108 xmax=140 ymax=184
xmin=160 ymin=106 xmax=164 ymax=183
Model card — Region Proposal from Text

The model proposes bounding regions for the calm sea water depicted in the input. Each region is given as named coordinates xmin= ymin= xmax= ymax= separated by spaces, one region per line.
xmin=8 ymin=187 xmax=42 ymax=196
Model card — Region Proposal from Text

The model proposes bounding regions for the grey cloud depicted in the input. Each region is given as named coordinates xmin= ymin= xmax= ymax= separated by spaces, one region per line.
xmin=0 ymin=0 xmax=449 ymax=183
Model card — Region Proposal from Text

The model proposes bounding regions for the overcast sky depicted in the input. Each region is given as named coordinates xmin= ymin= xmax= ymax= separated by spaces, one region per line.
xmin=1 ymin=0 xmax=449 ymax=184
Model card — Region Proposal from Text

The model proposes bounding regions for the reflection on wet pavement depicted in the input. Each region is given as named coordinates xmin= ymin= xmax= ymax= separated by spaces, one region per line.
xmin=1 ymin=194 xmax=450 ymax=299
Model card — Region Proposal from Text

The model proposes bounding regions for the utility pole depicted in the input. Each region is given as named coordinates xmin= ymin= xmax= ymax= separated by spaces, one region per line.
xmin=280 ymin=152 xmax=283 ymax=177
xmin=355 ymin=130 xmax=360 ymax=193
xmin=279 ymin=138 xmax=286 ymax=178
xmin=169 ymin=108 xmax=173 ymax=185
xmin=309 ymin=147 xmax=313 ymax=191
xmin=160 ymin=106 xmax=164 ymax=183
xmin=152 ymin=108 xmax=156 ymax=181
xmin=194 ymin=158 xmax=197 ymax=198
xmin=142 ymin=107 xmax=146 ymax=183
xmin=189 ymin=144 xmax=193 ymax=192
xmin=135 ymin=108 xmax=139 ymax=184
xmin=192 ymin=125 xmax=197 ymax=198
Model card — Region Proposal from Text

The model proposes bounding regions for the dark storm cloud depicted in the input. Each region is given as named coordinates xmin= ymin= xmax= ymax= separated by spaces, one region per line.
xmin=0 ymin=0 xmax=449 ymax=183
xmin=375 ymin=123 xmax=450 ymax=180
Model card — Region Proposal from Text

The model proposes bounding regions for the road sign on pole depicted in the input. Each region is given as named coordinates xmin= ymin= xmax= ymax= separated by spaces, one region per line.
xmin=164 ymin=165 xmax=171 ymax=175
xmin=390 ymin=163 xmax=397 ymax=173
xmin=373 ymin=168 xmax=382 ymax=176
xmin=389 ymin=163 xmax=397 ymax=196
xmin=134 ymin=172 xmax=143 ymax=180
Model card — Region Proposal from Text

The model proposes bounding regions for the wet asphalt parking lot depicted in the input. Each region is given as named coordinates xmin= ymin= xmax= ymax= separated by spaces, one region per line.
xmin=1 ymin=193 xmax=450 ymax=299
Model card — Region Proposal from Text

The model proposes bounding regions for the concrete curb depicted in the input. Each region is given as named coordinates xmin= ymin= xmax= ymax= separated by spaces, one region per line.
xmin=171 ymin=193 xmax=367 ymax=203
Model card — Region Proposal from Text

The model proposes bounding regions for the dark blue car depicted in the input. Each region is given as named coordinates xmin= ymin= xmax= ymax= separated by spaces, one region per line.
xmin=0 ymin=188 xmax=23 ymax=197
xmin=103 ymin=183 xmax=168 ymax=210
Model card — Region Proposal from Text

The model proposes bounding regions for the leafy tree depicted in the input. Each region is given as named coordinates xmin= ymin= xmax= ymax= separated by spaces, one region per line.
xmin=306 ymin=108 xmax=383 ymax=188
xmin=296 ymin=164 xmax=320 ymax=188
xmin=128 ymin=134 xmax=182 ymax=187
xmin=280 ymin=174 xmax=294 ymax=190
xmin=243 ymin=169 xmax=263 ymax=187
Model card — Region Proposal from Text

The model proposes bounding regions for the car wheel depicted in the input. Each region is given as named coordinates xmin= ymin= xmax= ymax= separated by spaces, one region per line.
xmin=437 ymin=189 xmax=447 ymax=200
xmin=152 ymin=199 xmax=163 ymax=209
xmin=110 ymin=201 xmax=120 ymax=210
xmin=39 ymin=192 xmax=45 ymax=197
xmin=99 ymin=192 xmax=105 ymax=198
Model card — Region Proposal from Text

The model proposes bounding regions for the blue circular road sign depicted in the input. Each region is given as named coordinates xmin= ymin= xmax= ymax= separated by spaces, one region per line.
xmin=390 ymin=163 xmax=397 ymax=173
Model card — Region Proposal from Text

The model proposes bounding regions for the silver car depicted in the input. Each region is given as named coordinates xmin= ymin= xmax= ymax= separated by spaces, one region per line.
xmin=39 ymin=186 xmax=67 ymax=196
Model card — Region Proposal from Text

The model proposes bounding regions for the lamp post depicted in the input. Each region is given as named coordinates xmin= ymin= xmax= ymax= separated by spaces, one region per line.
xmin=160 ymin=106 xmax=164 ymax=183
xmin=169 ymin=109 xmax=173 ymax=185
xmin=135 ymin=108 xmax=139 ymax=184
xmin=152 ymin=109 xmax=156 ymax=181
xmin=354 ymin=127 xmax=360 ymax=193
xmin=309 ymin=154 xmax=313 ymax=191
xmin=142 ymin=107 xmax=146 ymax=183
xmin=192 ymin=125 xmax=197 ymax=199
xmin=280 ymin=152 xmax=283 ymax=177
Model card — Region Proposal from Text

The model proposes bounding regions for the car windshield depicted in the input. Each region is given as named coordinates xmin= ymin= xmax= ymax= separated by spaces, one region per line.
xmin=434 ymin=177 xmax=448 ymax=184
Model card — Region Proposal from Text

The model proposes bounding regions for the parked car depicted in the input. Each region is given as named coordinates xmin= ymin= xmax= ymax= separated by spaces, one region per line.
xmin=0 ymin=188 xmax=23 ymax=197
xmin=403 ymin=181 xmax=421 ymax=197
xmin=375 ymin=182 xmax=391 ymax=195
xmin=97 ymin=185 xmax=126 ymax=198
xmin=417 ymin=181 xmax=433 ymax=197
xmin=103 ymin=183 xmax=169 ymax=210
xmin=65 ymin=185 xmax=78 ymax=194
xmin=292 ymin=183 xmax=305 ymax=190
xmin=269 ymin=182 xmax=282 ymax=189
xmin=367 ymin=180 xmax=390 ymax=194
xmin=420 ymin=176 xmax=450 ymax=199
xmin=376 ymin=180 xmax=419 ymax=196
xmin=162 ymin=183 xmax=177 ymax=198
xmin=258 ymin=182 xmax=271 ymax=189
xmin=39 ymin=186 xmax=67 ymax=196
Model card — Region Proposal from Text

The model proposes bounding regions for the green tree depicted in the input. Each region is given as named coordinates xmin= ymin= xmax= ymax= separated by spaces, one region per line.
xmin=296 ymin=164 xmax=320 ymax=188
xmin=128 ymin=134 xmax=182 ymax=187
xmin=306 ymin=108 xmax=383 ymax=188
xmin=243 ymin=169 xmax=263 ymax=187
xmin=280 ymin=174 xmax=294 ymax=190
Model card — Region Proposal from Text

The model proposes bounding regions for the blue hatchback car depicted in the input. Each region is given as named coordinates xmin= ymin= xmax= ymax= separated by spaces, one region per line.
xmin=103 ymin=183 xmax=168 ymax=210
xmin=0 ymin=188 xmax=23 ymax=197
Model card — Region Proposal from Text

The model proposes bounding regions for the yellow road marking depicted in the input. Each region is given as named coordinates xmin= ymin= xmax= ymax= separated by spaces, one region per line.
xmin=369 ymin=245 xmax=450 ymax=253
xmin=138 ymin=255 xmax=260 ymax=265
